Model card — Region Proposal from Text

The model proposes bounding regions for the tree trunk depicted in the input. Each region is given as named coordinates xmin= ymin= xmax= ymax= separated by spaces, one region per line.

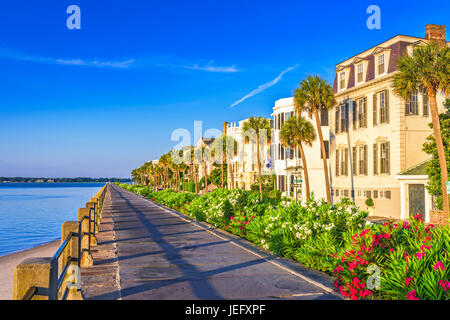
xmin=229 ymin=162 xmax=234 ymax=189
xmin=428 ymin=91 xmax=449 ymax=219
xmin=203 ymin=161 xmax=208 ymax=193
xmin=221 ymin=161 xmax=224 ymax=188
xmin=298 ymin=142 xmax=310 ymax=199
xmin=257 ymin=138 xmax=263 ymax=201
xmin=314 ymin=108 xmax=331 ymax=203
xmin=194 ymin=166 xmax=198 ymax=193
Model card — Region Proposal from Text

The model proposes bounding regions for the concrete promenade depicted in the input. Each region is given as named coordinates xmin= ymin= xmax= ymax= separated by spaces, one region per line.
xmin=81 ymin=184 xmax=341 ymax=300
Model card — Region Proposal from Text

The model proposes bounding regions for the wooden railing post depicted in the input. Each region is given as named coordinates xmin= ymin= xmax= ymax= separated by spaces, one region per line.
xmin=13 ymin=257 xmax=57 ymax=300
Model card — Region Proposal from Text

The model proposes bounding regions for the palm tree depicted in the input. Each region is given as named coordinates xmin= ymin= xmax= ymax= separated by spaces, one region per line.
xmin=158 ymin=153 xmax=171 ymax=188
xmin=393 ymin=42 xmax=450 ymax=218
xmin=211 ymin=135 xmax=238 ymax=189
xmin=194 ymin=145 xmax=211 ymax=193
xmin=131 ymin=169 xmax=139 ymax=184
xmin=280 ymin=116 xmax=316 ymax=199
xmin=242 ymin=116 xmax=272 ymax=201
xmin=294 ymin=76 xmax=335 ymax=203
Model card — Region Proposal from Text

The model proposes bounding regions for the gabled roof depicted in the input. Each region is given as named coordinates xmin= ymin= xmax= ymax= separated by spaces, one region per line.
xmin=397 ymin=160 xmax=430 ymax=176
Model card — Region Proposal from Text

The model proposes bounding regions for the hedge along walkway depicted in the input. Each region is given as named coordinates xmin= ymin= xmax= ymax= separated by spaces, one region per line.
xmin=81 ymin=184 xmax=342 ymax=300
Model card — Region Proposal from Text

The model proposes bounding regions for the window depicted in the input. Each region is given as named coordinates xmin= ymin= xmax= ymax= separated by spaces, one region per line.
xmin=385 ymin=190 xmax=391 ymax=199
xmin=320 ymin=109 xmax=329 ymax=126
xmin=374 ymin=90 xmax=389 ymax=124
xmin=406 ymin=92 xmax=418 ymax=116
xmin=358 ymin=145 xmax=368 ymax=175
xmin=321 ymin=141 xmax=330 ymax=159
xmin=380 ymin=91 xmax=386 ymax=123
xmin=380 ymin=142 xmax=390 ymax=174
xmin=423 ymin=92 xmax=429 ymax=116
xmin=335 ymin=189 xmax=340 ymax=197
xmin=339 ymin=72 xmax=346 ymax=90
xmin=285 ymin=112 xmax=291 ymax=121
xmin=279 ymin=175 xmax=286 ymax=193
xmin=343 ymin=189 xmax=349 ymax=197
xmin=357 ymin=64 xmax=364 ymax=83
xmin=373 ymin=190 xmax=378 ymax=199
xmin=357 ymin=97 xmax=367 ymax=128
xmin=373 ymin=144 xmax=378 ymax=175
xmin=288 ymin=147 xmax=294 ymax=160
xmin=378 ymin=54 xmax=385 ymax=75
xmin=352 ymin=147 xmax=357 ymax=175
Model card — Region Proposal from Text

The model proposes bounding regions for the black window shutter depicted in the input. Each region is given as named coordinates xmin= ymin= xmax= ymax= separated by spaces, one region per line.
xmin=345 ymin=148 xmax=349 ymax=176
xmin=386 ymin=142 xmax=390 ymax=174
xmin=364 ymin=145 xmax=368 ymax=175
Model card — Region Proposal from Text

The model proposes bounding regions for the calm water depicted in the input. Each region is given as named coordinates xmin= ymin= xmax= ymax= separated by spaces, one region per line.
xmin=0 ymin=183 xmax=105 ymax=257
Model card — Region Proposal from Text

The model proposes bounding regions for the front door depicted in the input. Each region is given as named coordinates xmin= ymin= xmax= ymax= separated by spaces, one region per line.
xmin=408 ymin=184 xmax=425 ymax=217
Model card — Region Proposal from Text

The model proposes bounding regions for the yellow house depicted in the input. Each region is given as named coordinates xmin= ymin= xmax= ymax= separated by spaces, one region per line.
xmin=330 ymin=24 xmax=448 ymax=222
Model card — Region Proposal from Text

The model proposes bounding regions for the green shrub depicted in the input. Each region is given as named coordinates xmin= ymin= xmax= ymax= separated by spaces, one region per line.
xmin=118 ymin=184 xmax=449 ymax=300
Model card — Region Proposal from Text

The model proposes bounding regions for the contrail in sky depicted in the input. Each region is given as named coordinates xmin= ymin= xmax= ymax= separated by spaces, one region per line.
xmin=229 ymin=65 xmax=298 ymax=108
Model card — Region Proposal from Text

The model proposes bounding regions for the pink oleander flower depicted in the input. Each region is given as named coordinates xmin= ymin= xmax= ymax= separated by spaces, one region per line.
xmin=405 ymin=277 xmax=414 ymax=286
xmin=439 ymin=280 xmax=450 ymax=291
xmin=420 ymin=244 xmax=431 ymax=251
xmin=433 ymin=261 xmax=445 ymax=271
xmin=230 ymin=216 xmax=234 ymax=220
xmin=407 ymin=290 xmax=419 ymax=300
xmin=414 ymin=252 xmax=425 ymax=260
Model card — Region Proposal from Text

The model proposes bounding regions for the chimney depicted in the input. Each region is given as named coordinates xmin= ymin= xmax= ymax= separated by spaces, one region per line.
xmin=425 ymin=24 xmax=447 ymax=47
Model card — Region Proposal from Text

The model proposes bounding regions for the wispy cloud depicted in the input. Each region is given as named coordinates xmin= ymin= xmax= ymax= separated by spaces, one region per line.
xmin=0 ymin=47 xmax=239 ymax=73
xmin=0 ymin=48 xmax=134 ymax=69
xmin=229 ymin=65 xmax=298 ymax=108
xmin=183 ymin=63 xmax=240 ymax=73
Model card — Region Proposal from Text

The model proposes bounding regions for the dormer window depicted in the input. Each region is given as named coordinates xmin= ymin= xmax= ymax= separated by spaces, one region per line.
xmin=377 ymin=54 xmax=385 ymax=75
xmin=356 ymin=64 xmax=364 ymax=83
xmin=339 ymin=72 xmax=346 ymax=90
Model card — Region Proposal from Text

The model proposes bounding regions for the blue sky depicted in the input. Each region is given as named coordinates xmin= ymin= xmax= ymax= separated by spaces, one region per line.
xmin=0 ymin=0 xmax=449 ymax=178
